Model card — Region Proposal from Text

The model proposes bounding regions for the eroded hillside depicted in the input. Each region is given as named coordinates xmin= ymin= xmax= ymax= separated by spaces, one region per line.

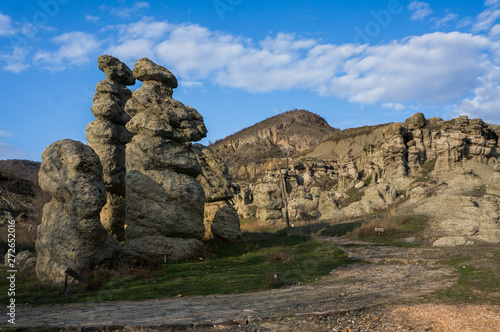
xmin=211 ymin=109 xmax=339 ymax=179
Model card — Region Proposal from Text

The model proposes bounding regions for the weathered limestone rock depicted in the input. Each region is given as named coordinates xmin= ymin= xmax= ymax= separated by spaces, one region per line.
xmin=203 ymin=201 xmax=241 ymax=240
xmin=433 ymin=236 xmax=474 ymax=247
xmin=253 ymin=182 xmax=283 ymax=223
xmin=318 ymin=191 xmax=339 ymax=220
xmin=125 ymin=59 xmax=207 ymax=260
xmin=192 ymin=144 xmax=233 ymax=202
xmin=405 ymin=112 xmax=426 ymax=130
xmin=379 ymin=123 xmax=408 ymax=183
xmin=192 ymin=144 xmax=240 ymax=240
xmin=414 ymin=194 xmax=500 ymax=245
xmin=288 ymin=186 xmax=320 ymax=220
xmin=86 ymin=55 xmax=135 ymax=241
xmin=36 ymin=140 xmax=122 ymax=284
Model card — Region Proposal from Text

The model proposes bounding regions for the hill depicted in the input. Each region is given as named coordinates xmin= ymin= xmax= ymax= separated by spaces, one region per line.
xmin=211 ymin=109 xmax=339 ymax=179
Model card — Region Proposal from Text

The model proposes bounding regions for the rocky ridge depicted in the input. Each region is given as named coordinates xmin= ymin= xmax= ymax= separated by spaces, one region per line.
xmin=228 ymin=112 xmax=500 ymax=246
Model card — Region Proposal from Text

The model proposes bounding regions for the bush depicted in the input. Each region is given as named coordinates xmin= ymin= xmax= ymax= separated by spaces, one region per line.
xmin=352 ymin=219 xmax=405 ymax=238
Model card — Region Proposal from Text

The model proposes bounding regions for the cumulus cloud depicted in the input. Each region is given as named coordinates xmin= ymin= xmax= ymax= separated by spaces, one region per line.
xmin=408 ymin=1 xmax=433 ymax=21
xmin=382 ymin=103 xmax=406 ymax=111
xmin=103 ymin=19 xmax=499 ymax=117
xmin=0 ymin=47 xmax=30 ymax=73
xmin=34 ymin=32 xmax=100 ymax=71
xmin=326 ymin=32 xmax=491 ymax=104
xmin=453 ymin=65 xmax=500 ymax=123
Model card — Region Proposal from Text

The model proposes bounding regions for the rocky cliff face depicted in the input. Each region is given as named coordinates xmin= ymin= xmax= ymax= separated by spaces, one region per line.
xmin=227 ymin=112 xmax=500 ymax=247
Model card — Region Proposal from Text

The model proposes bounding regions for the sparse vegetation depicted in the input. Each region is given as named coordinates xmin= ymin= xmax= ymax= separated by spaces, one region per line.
xmin=340 ymin=186 xmax=365 ymax=208
xmin=416 ymin=158 xmax=437 ymax=182
xmin=429 ymin=250 xmax=500 ymax=304
xmin=0 ymin=232 xmax=350 ymax=306
xmin=347 ymin=214 xmax=428 ymax=244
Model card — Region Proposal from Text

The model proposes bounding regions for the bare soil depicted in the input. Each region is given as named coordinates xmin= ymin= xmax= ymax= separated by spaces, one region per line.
xmin=5 ymin=238 xmax=499 ymax=331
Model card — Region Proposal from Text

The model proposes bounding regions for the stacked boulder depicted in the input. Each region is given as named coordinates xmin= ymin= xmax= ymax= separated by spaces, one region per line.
xmin=36 ymin=140 xmax=122 ymax=284
xmin=86 ymin=55 xmax=135 ymax=241
xmin=192 ymin=144 xmax=240 ymax=240
xmin=253 ymin=182 xmax=284 ymax=223
xmin=124 ymin=58 xmax=208 ymax=260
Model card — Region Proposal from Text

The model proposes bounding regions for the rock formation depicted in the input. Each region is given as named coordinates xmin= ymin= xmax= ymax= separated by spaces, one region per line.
xmin=220 ymin=110 xmax=500 ymax=246
xmin=192 ymin=144 xmax=240 ymax=240
xmin=36 ymin=140 xmax=122 ymax=284
xmin=124 ymin=58 xmax=208 ymax=260
xmin=253 ymin=182 xmax=284 ymax=223
xmin=86 ymin=55 xmax=135 ymax=241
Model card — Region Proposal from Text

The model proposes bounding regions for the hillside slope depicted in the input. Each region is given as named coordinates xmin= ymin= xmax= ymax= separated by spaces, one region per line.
xmin=0 ymin=160 xmax=48 ymax=223
xmin=211 ymin=109 xmax=339 ymax=178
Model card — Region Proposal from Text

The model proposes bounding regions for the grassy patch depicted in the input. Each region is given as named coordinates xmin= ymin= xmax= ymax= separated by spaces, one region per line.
xmin=0 ymin=233 xmax=351 ymax=306
xmin=416 ymin=159 xmax=437 ymax=182
xmin=340 ymin=186 xmax=365 ymax=208
xmin=430 ymin=252 xmax=500 ymax=304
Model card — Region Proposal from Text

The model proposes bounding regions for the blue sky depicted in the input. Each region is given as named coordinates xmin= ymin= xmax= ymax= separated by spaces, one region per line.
xmin=1 ymin=0 xmax=499 ymax=161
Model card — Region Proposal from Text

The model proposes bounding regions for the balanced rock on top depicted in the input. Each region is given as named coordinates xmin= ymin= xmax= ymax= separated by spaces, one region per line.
xmin=124 ymin=58 xmax=208 ymax=260
xmin=86 ymin=55 xmax=135 ymax=241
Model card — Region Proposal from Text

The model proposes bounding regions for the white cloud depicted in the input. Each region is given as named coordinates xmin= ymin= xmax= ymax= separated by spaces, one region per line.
xmin=0 ymin=142 xmax=32 ymax=160
xmin=100 ymin=2 xmax=150 ymax=19
xmin=34 ymin=32 xmax=100 ymax=71
xmin=326 ymin=32 xmax=491 ymax=104
xmin=0 ymin=130 xmax=12 ymax=137
xmin=453 ymin=65 xmax=500 ymax=123
xmin=382 ymin=103 xmax=406 ymax=111
xmin=0 ymin=47 xmax=30 ymax=73
xmin=485 ymin=0 xmax=500 ymax=7
xmin=436 ymin=13 xmax=459 ymax=28
xmin=105 ymin=19 xmax=499 ymax=118
xmin=85 ymin=15 xmax=100 ymax=22
xmin=0 ymin=12 xmax=14 ymax=36
xmin=408 ymin=1 xmax=433 ymax=21
xmin=474 ymin=8 xmax=500 ymax=32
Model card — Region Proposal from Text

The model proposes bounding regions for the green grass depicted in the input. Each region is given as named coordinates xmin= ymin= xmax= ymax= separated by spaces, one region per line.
xmin=340 ymin=186 xmax=365 ymax=208
xmin=0 ymin=233 xmax=351 ymax=306
xmin=416 ymin=159 xmax=437 ymax=182
xmin=430 ymin=252 xmax=500 ymax=304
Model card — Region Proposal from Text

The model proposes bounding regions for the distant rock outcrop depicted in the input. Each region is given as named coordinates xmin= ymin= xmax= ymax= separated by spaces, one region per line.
xmin=124 ymin=58 xmax=208 ymax=260
xmin=86 ymin=55 xmax=135 ymax=241
xmin=36 ymin=140 xmax=122 ymax=284
xmin=192 ymin=144 xmax=240 ymax=240
xmin=225 ymin=111 xmax=499 ymax=246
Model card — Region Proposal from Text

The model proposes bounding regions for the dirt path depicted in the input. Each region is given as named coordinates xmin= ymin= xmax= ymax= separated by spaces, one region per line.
xmin=10 ymin=238 xmax=458 ymax=328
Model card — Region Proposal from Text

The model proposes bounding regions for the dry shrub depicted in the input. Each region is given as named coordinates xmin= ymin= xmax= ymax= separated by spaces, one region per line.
xmin=352 ymin=219 xmax=404 ymax=238
xmin=240 ymin=218 xmax=285 ymax=233
xmin=263 ymin=273 xmax=285 ymax=289
xmin=86 ymin=256 xmax=160 ymax=290
xmin=265 ymin=249 xmax=295 ymax=264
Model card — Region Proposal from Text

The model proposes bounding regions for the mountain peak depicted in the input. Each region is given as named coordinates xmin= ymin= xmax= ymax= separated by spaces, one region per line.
xmin=211 ymin=109 xmax=338 ymax=177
